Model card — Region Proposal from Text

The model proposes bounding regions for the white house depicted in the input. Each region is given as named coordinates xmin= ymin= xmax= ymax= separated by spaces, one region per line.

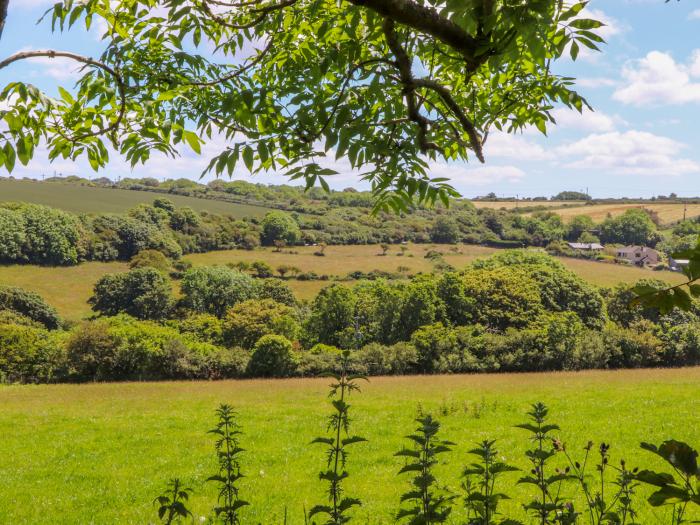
xmin=616 ymin=246 xmax=661 ymax=266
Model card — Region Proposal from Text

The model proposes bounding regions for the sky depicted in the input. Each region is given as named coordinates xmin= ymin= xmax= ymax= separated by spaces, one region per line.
xmin=1 ymin=0 xmax=700 ymax=199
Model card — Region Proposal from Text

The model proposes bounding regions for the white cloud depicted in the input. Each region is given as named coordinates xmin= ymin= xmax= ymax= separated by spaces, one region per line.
xmin=575 ymin=77 xmax=618 ymax=89
xmin=12 ymin=46 xmax=82 ymax=81
xmin=550 ymin=108 xmax=618 ymax=133
xmin=556 ymin=130 xmax=700 ymax=176
xmin=688 ymin=9 xmax=700 ymax=20
xmin=482 ymin=133 xmax=553 ymax=161
xmin=613 ymin=50 xmax=700 ymax=106
xmin=14 ymin=0 xmax=55 ymax=8
xmin=429 ymin=164 xmax=525 ymax=188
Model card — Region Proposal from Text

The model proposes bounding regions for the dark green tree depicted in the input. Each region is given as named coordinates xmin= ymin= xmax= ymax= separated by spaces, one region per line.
xmin=0 ymin=1 xmax=602 ymax=208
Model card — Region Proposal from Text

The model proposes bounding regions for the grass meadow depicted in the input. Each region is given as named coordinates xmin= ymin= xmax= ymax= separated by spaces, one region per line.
xmin=0 ymin=179 xmax=270 ymax=216
xmin=531 ymin=202 xmax=700 ymax=225
xmin=0 ymin=368 xmax=698 ymax=524
xmin=0 ymin=244 xmax=685 ymax=320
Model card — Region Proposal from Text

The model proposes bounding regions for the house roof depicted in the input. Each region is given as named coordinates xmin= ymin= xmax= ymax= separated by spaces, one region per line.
xmin=567 ymin=242 xmax=604 ymax=250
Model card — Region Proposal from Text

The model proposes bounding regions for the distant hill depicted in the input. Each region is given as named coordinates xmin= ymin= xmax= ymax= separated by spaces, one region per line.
xmin=0 ymin=179 xmax=272 ymax=217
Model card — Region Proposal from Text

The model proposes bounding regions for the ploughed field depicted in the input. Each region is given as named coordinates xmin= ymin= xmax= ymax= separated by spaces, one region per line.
xmin=0 ymin=368 xmax=698 ymax=524
xmin=0 ymin=244 xmax=685 ymax=320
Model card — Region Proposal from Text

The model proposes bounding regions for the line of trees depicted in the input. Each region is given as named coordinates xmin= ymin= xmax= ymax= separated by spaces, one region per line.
xmin=0 ymin=192 xmax=672 ymax=268
xmin=2 ymin=251 xmax=700 ymax=384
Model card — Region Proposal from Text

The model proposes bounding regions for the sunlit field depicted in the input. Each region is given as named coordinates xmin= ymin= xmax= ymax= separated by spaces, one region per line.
xmin=538 ymin=202 xmax=700 ymax=225
xmin=0 ymin=179 xmax=271 ymax=216
xmin=0 ymin=244 xmax=685 ymax=320
xmin=1 ymin=368 xmax=698 ymax=524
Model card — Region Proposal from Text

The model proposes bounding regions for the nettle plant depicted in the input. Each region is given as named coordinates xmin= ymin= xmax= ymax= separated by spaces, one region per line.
xmin=149 ymin=396 xmax=699 ymax=525
xmin=309 ymin=350 xmax=367 ymax=525
xmin=0 ymin=0 xmax=604 ymax=211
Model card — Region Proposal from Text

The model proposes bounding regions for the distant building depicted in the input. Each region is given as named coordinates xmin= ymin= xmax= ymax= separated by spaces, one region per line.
xmin=567 ymin=242 xmax=604 ymax=251
xmin=669 ymin=257 xmax=689 ymax=272
xmin=616 ymin=246 xmax=660 ymax=266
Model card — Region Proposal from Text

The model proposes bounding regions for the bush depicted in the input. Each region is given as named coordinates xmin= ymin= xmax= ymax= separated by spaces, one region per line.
xmin=180 ymin=266 xmax=257 ymax=318
xmin=256 ymin=278 xmax=297 ymax=306
xmin=603 ymin=321 xmax=664 ymax=368
xmin=0 ymin=323 xmax=66 ymax=383
xmin=129 ymin=249 xmax=171 ymax=273
xmin=0 ymin=286 xmax=61 ymax=329
xmin=90 ymin=268 xmax=174 ymax=320
xmin=174 ymin=314 xmax=224 ymax=346
xmin=248 ymin=334 xmax=297 ymax=377
xmin=223 ymin=299 xmax=299 ymax=349
xmin=260 ymin=211 xmax=301 ymax=246
xmin=66 ymin=316 xmax=244 ymax=381
xmin=349 ymin=342 xmax=418 ymax=375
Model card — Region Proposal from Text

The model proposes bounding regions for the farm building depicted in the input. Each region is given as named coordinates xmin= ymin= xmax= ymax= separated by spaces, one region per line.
xmin=669 ymin=257 xmax=690 ymax=272
xmin=567 ymin=242 xmax=604 ymax=251
xmin=616 ymin=246 xmax=661 ymax=266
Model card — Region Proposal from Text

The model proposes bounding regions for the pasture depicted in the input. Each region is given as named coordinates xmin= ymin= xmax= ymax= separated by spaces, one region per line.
xmin=0 ymin=179 xmax=270 ymax=216
xmin=185 ymin=244 xmax=686 ymax=289
xmin=0 ymin=244 xmax=685 ymax=320
xmin=0 ymin=368 xmax=698 ymax=524
xmin=470 ymin=200 xmax=586 ymax=209
xmin=537 ymin=202 xmax=700 ymax=225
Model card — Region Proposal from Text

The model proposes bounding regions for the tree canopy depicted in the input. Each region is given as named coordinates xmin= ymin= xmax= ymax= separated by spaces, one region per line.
xmin=0 ymin=0 xmax=603 ymax=209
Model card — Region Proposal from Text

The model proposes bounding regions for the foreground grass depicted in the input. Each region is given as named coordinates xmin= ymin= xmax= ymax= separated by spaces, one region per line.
xmin=0 ymin=244 xmax=684 ymax=319
xmin=0 ymin=179 xmax=271 ymax=216
xmin=0 ymin=369 xmax=698 ymax=524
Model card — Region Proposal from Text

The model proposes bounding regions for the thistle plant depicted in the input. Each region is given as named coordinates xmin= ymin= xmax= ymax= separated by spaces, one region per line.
xmin=208 ymin=404 xmax=249 ymax=525
xmin=395 ymin=414 xmax=456 ymax=525
xmin=516 ymin=402 xmax=575 ymax=525
xmin=309 ymin=350 xmax=367 ymax=525
xmin=153 ymin=478 xmax=193 ymax=525
xmin=556 ymin=440 xmax=639 ymax=525
xmin=635 ymin=440 xmax=700 ymax=525
xmin=462 ymin=440 xmax=521 ymax=525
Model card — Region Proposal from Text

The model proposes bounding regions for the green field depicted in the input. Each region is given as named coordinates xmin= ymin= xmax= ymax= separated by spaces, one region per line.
xmin=0 ymin=244 xmax=685 ymax=320
xmin=0 ymin=179 xmax=271 ymax=216
xmin=0 ymin=368 xmax=698 ymax=524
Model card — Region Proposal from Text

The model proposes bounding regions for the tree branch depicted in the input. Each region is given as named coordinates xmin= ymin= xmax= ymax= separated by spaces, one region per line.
xmin=413 ymin=78 xmax=484 ymax=162
xmin=382 ymin=18 xmax=439 ymax=154
xmin=0 ymin=50 xmax=127 ymax=142
xmin=348 ymin=0 xmax=479 ymax=65
xmin=0 ymin=0 xmax=8 ymax=40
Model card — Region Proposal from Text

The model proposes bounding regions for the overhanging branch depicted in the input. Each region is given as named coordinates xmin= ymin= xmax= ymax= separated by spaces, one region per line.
xmin=0 ymin=50 xmax=127 ymax=142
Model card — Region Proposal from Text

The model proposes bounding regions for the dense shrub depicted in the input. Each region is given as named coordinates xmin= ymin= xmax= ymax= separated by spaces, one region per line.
xmin=65 ymin=316 xmax=246 ymax=381
xmin=260 ymin=211 xmax=301 ymax=246
xmin=180 ymin=266 xmax=257 ymax=318
xmin=223 ymin=299 xmax=299 ymax=349
xmin=256 ymin=278 xmax=297 ymax=306
xmin=0 ymin=285 xmax=61 ymax=329
xmin=129 ymin=249 xmax=172 ymax=273
xmin=90 ymin=268 xmax=174 ymax=320
xmin=0 ymin=323 xmax=66 ymax=383
xmin=248 ymin=334 xmax=297 ymax=377
xmin=0 ymin=203 xmax=86 ymax=265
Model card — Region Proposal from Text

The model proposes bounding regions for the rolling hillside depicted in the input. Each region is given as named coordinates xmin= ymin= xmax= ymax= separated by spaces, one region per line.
xmin=0 ymin=179 xmax=271 ymax=216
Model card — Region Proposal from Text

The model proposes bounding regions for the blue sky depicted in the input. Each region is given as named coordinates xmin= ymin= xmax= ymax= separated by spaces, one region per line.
xmin=1 ymin=0 xmax=700 ymax=198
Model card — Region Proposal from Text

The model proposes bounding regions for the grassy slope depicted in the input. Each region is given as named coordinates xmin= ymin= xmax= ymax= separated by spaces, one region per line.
xmin=0 ymin=244 xmax=685 ymax=320
xmin=532 ymin=202 xmax=700 ymax=224
xmin=0 ymin=368 xmax=698 ymax=524
xmin=0 ymin=179 xmax=271 ymax=216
